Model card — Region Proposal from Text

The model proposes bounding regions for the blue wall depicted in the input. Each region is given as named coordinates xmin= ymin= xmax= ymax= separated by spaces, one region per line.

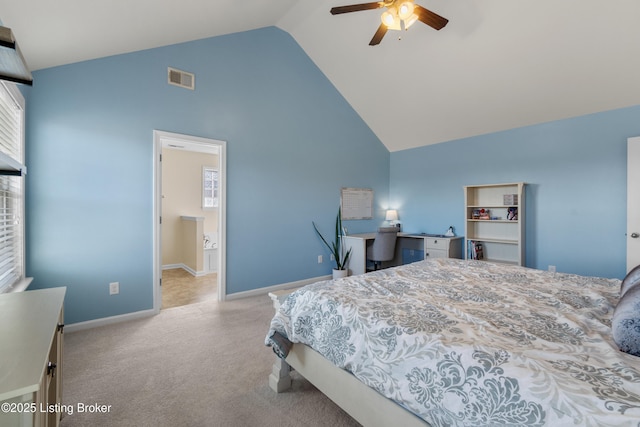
xmin=21 ymin=22 xmax=638 ymax=325
xmin=23 ymin=27 xmax=389 ymax=324
xmin=390 ymin=105 xmax=640 ymax=279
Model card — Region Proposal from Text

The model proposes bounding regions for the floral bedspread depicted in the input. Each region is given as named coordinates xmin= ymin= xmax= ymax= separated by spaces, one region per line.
xmin=265 ymin=258 xmax=640 ymax=426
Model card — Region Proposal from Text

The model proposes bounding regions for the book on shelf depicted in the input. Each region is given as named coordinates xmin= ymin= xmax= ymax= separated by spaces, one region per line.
xmin=468 ymin=240 xmax=484 ymax=260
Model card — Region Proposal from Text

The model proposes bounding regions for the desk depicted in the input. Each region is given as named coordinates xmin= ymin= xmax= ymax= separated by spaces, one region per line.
xmin=344 ymin=233 xmax=463 ymax=276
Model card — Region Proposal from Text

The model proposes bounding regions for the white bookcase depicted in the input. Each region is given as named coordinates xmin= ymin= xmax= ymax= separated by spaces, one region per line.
xmin=464 ymin=182 xmax=525 ymax=265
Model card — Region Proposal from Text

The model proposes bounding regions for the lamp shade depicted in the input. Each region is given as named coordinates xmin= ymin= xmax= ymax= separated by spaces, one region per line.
xmin=385 ymin=209 xmax=398 ymax=221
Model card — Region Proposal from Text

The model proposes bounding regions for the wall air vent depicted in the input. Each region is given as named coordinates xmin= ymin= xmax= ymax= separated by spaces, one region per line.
xmin=168 ymin=67 xmax=195 ymax=90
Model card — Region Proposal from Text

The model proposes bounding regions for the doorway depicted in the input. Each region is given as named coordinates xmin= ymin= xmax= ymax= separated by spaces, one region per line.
xmin=153 ymin=130 xmax=227 ymax=313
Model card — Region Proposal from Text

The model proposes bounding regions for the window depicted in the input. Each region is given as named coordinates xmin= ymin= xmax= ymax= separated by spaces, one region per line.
xmin=203 ymin=166 xmax=218 ymax=209
xmin=0 ymin=82 xmax=26 ymax=293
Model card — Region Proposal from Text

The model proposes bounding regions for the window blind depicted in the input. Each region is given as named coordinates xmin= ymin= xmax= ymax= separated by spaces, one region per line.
xmin=0 ymin=83 xmax=24 ymax=293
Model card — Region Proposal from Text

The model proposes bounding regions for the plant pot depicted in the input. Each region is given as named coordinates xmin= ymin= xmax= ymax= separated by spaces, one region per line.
xmin=333 ymin=269 xmax=348 ymax=280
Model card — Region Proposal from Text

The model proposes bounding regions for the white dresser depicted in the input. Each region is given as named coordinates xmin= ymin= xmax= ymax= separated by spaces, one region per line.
xmin=0 ymin=287 xmax=66 ymax=427
xmin=423 ymin=235 xmax=463 ymax=259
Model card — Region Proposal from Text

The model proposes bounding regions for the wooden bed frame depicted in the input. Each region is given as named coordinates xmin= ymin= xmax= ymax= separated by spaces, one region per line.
xmin=268 ymin=290 xmax=429 ymax=427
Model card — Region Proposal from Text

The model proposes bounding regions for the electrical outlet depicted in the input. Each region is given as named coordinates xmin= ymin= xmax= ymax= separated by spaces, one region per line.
xmin=318 ymin=255 xmax=323 ymax=264
xmin=109 ymin=282 xmax=120 ymax=295
xmin=548 ymin=265 xmax=556 ymax=273
xmin=330 ymin=254 xmax=335 ymax=261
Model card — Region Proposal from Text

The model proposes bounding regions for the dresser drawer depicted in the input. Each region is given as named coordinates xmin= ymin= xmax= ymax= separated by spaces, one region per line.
xmin=426 ymin=249 xmax=448 ymax=259
xmin=425 ymin=238 xmax=449 ymax=250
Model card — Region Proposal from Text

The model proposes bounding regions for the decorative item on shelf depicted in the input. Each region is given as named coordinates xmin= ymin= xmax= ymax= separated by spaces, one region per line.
xmin=503 ymin=194 xmax=518 ymax=205
xmin=507 ymin=207 xmax=518 ymax=221
xmin=445 ymin=226 xmax=455 ymax=237
xmin=472 ymin=208 xmax=490 ymax=220
xmin=313 ymin=207 xmax=353 ymax=279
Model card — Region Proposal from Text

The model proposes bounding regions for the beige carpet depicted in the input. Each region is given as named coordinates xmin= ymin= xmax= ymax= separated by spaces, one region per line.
xmin=60 ymin=294 xmax=361 ymax=427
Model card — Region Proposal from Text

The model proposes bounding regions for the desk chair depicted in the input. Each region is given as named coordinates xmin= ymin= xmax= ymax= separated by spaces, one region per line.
xmin=366 ymin=227 xmax=398 ymax=271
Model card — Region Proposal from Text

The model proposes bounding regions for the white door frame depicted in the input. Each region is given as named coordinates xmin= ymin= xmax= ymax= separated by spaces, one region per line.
xmin=153 ymin=130 xmax=227 ymax=313
xmin=628 ymin=136 xmax=640 ymax=273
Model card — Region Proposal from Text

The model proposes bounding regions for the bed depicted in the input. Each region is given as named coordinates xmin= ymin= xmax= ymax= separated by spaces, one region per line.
xmin=265 ymin=258 xmax=640 ymax=426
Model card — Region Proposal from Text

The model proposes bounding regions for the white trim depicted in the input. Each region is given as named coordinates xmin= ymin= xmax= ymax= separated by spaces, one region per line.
xmin=4 ymin=277 xmax=33 ymax=293
xmin=153 ymin=130 xmax=227 ymax=312
xmin=163 ymin=263 xmax=211 ymax=277
xmin=217 ymin=139 xmax=227 ymax=301
xmin=160 ymin=132 xmax=219 ymax=154
xmin=162 ymin=263 xmax=183 ymax=270
xmin=65 ymin=309 xmax=156 ymax=333
xmin=224 ymin=275 xmax=331 ymax=301
xmin=628 ymin=136 xmax=640 ymax=272
xmin=153 ymin=134 xmax=161 ymax=313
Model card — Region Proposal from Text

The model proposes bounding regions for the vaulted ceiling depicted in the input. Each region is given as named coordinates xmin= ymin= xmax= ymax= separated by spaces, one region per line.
xmin=2 ymin=0 xmax=639 ymax=151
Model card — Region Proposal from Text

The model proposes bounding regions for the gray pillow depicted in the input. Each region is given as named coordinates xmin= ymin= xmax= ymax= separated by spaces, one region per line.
xmin=612 ymin=284 xmax=640 ymax=357
xmin=621 ymin=264 xmax=640 ymax=297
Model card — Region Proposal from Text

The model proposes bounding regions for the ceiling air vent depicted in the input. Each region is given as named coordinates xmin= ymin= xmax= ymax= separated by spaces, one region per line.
xmin=168 ymin=67 xmax=195 ymax=90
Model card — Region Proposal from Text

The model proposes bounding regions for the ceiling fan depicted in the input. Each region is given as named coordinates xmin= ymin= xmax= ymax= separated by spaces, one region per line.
xmin=330 ymin=0 xmax=448 ymax=46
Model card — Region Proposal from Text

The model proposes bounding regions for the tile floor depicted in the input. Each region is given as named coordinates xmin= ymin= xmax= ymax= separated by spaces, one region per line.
xmin=161 ymin=268 xmax=217 ymax=309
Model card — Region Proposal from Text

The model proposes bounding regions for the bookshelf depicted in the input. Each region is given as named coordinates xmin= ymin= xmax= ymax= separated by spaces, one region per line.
xmin=464 ymin=182 xmax=525 ymax=265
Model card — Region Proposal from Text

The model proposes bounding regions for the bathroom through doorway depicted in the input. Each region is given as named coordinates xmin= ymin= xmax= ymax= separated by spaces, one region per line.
xmin=153 ymin=131 xmax=227 ymax=312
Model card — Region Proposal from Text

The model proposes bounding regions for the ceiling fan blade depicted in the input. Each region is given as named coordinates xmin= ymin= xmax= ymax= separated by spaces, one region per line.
xmin=414 ymin=5 xmax=449 ymax=30
xmin=330 ymin=2 xmax=384 ymax=15
xmin=369 ymin=23 xmax=388 ymax=46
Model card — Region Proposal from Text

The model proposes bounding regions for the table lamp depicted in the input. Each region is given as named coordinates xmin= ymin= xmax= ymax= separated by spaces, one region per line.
xmin=385 ymin=209 xmax=400 ymax=230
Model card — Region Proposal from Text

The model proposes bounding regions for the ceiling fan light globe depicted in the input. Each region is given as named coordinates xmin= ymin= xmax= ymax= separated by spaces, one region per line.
xmin=381 ymin=8 xmax=401 ymax=30
xmin=381 ymin=10 xmax=394 ymax=26
xmin=397 ymin=1 xmax=415 ymax=20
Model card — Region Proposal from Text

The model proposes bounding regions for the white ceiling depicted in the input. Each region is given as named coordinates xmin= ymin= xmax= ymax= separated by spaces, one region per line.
xmin=2 ymin=0 xmax=640 ymax=152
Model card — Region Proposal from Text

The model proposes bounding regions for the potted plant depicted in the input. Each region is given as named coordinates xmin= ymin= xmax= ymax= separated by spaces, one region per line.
xmin=313 ymin=207 xmax=352 ymax=279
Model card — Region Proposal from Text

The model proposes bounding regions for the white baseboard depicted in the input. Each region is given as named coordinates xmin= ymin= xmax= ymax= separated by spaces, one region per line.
xmin=65 ymin=308 xmax=156 ymax=333
xmin=163 ymin=263 xmax=213 ymax=277
xmin=225 ymin=275 xmax=331 ymax=301
xmin=162 ymin=263 xmax=182 ymax=270
xmin=66 ymin=275 xmax=330 ymax=330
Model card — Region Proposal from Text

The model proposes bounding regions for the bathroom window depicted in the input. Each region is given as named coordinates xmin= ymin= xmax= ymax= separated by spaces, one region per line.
xmin=203 ymin=166 xmax=218 ymax=209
